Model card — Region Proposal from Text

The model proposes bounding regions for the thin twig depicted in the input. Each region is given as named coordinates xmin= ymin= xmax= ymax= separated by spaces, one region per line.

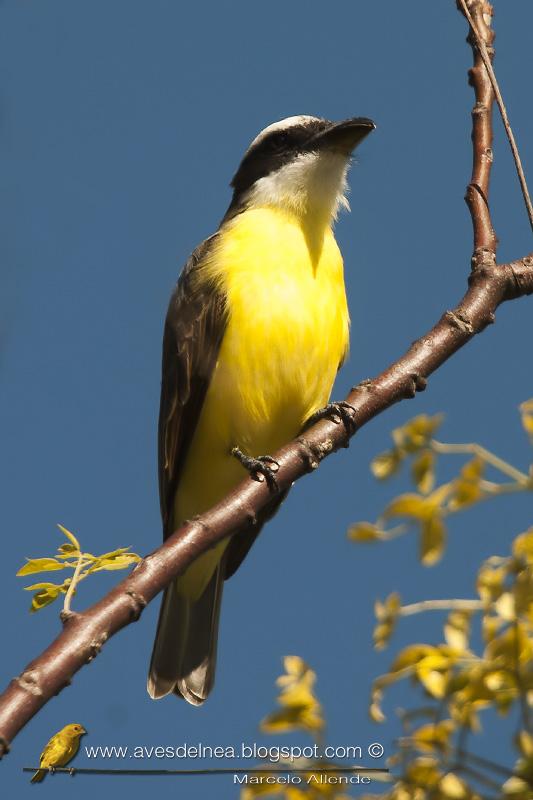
xmin=457 ymin=748 xmax=518 ymax=779
xmin=62 ymin=554 xmax=84 ymax=615
xmin=399 ymin=598 xmax=484 ymax=616
xmin=458 ymin=0 xmax=533 ymax=235
xmin=431 ymin=439 xmax=531 ymax=483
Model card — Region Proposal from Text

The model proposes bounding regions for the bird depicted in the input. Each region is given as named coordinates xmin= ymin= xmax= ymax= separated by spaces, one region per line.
xmin=148 ymin=114 xmax=375 ymax=705
xmin=30 ymin=723 xmax=86 ymax=782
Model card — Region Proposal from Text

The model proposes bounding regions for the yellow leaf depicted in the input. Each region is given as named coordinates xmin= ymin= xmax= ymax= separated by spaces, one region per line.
xmin=449 ymin=479 xmax=482 ymax=511
xmin=520 ymin=398 xmax=533 ymax=445
xmin=393 ymin=414 xmax=444 ymax=453
xmin=57 ymin=524 xmax=81 ymax=551
xmin=282 ymin=655 xmax=306 ymax=678
xmin=375 ymin=592 xmax=401 ymax=620
xmin=461 ymin=456 xmax=485 ymax=483
xmin=411 ymin=720 xmax=454 ymax=753
xmin=517 ymin=730 xmax=533 ymax=757
xmin=416 ymin=654 xmax=450 ymax=699
xmin=483 ymin=669 xmax=509 ymax=692
xmin=371 ymin=449 xmax=402 ymax=480
xmin=448 ymin=457 xmax=486 ymax=511
xmin=503 ymin=776 xmax=530 ymax=796
xmin=91 ymin=553 xmax=141 ymax=571
xmin=260 ymin=705 xmax=322 ymax=734
xmin=513 ymin=528 xmax=533 ymax=564
xmin=486 ymin=623 xmax=533 ymax=665
xmin=266 ymin=657 xmax=324 ymax=734
xmin=28 ymin=584 xmax=63 ymax=612
xmin=482 ymin=613 xmax=503 ymax=643
xmin=477 ymin=563 xmax=507 ymax=604
xmin=411 ymin=450 xmax=435 ymax=494
xmin=369 ymin=686 xmax=385 ymax=723
xmin=385 ymin=494 xmax=431 ymax=520
xmin=24 ymin=581 xmax=66 ymax=591
xmin=444 ymin=611 xmax=470 ymax=652
xmin=390 ymin=644 xmax=436 ymax=672
xmin=420 ymin=515 xmax=446 ymax=565
xmin=369 ymin=701 xmax=385 ymax=723
xmin=373 ymin=593 xmax=401 ymax=650
xmin=17 ymin=558 xmax=66 ymax=576
xmin=405 ymin=756 xmax=441 ymax=788
xmin=347 ymin=522 xmax=384 ymax=542
xmin=420 ymin=671 xmax=447 ymax=699
xmin=278 ymin=683 xmax=316 ymax=709
xmin=494 ymin=592 xmax=516 ymax=621
xmin=57 ymin=543 xmax=78 ymax=555
xmin=439 ymin=772 xmax=468 ymax=798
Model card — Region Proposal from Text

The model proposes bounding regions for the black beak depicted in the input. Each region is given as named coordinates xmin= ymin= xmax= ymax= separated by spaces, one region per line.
xmin=308 ymin=117 xmax=376 ymax=154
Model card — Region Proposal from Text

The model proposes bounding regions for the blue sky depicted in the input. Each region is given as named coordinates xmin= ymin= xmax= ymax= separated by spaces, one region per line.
xmin=1 ymin=1 xmax=532 ymax=797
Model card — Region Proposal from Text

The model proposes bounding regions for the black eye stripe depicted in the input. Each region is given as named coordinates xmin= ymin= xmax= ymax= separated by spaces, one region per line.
xmin=251 ymin=122 xmax=327 ymax=157
xmin=227 ymin=118 xmax=331 ymax=208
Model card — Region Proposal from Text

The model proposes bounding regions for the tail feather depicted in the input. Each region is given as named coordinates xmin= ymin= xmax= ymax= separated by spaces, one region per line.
xmin=147 ymin=563 xmax=224 ymax=704
xmin=31 ymin=769 xmax=46 ymax=783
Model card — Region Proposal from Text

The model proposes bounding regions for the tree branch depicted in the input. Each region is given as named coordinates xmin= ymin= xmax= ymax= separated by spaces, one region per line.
xmin=1 ymin=2 xmax=533 ymax=760
xmin=460 ymin=0 xmax=498 ymax=262
xmin=458 ymin=0 xmax=533 ymax=235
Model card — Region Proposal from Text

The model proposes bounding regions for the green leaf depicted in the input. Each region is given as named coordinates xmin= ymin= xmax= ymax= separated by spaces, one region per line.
xmin=17 ymin=558 xmax=67 ymax=576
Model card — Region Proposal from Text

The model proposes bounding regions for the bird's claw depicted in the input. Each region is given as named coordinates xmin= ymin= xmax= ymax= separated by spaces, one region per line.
xmin=231 ymin=447 xmax=279 ymax=492
xmin=69 ymin=768 xmax=76 ymax=777
xmin=305 ymin=401 xmax=357 ymax=434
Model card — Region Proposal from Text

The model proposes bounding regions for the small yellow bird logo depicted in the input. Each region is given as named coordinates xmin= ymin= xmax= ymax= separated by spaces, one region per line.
xmin=31 ymin=723 xmax=86 ymax=783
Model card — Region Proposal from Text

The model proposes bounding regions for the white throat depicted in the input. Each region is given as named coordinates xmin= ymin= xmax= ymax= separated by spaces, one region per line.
xmin=245 ymin=150 xmax=351 ymax=225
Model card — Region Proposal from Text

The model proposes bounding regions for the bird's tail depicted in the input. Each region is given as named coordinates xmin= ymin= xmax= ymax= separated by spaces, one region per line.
xmin=147 ymin=562 xmax=224 ymax=704
xmin=31 ymin=769 xmax=46 ymax=783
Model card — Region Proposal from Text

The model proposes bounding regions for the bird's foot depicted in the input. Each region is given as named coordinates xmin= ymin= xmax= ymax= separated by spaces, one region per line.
xmin=49 ymin=767 xmax=56 ymax=774
xmin=305 ymin=401 xmax=357 ymax=435
xmin=231 ymin=447 xmax=279 ymax=491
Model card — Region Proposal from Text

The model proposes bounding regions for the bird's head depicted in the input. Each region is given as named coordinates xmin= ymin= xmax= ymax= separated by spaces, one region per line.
xmin=229 ymin=115 xmax=375 ymax=224
xmin=63 ymin=723 xmax=87 ymax=737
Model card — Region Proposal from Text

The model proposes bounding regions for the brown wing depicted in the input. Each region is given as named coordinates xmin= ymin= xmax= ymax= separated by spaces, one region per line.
xmin=158 ymin=234 xmax=227 ymax=538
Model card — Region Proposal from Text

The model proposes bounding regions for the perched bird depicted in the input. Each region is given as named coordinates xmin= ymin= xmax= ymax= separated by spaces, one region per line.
xmin=30 ymin=723 xmax=86 ymax=782
xmin=148 ymin=114 xmax=375 ymax=704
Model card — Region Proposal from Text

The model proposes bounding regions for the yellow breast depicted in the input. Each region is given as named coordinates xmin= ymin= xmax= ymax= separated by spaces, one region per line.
xmin=174 ymin=205 xmax=349 ymax=526
xmin=208 ymin=206 xmax=349 ymax=444
xmin=173 ymin=205 xmax=349 ymax=595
